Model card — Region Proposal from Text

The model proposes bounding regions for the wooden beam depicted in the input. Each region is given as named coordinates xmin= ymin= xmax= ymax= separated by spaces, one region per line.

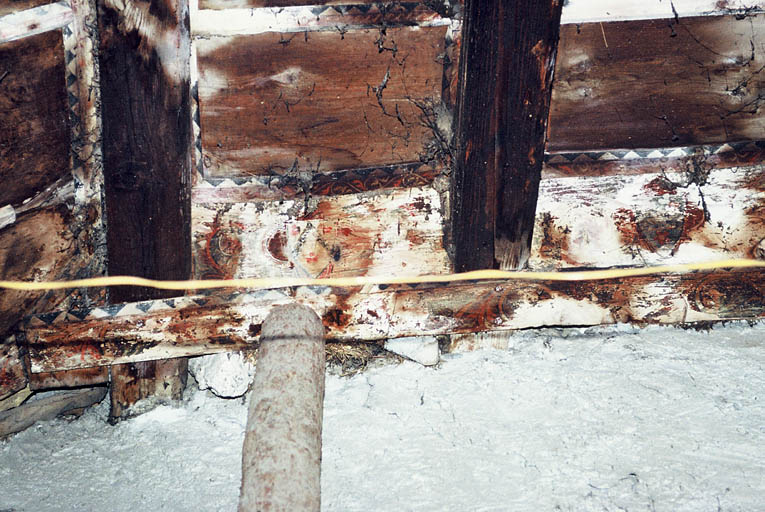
xmin=98 ymin=0 xmax=192 ymax=420
xmin=20 ymin=268 xmax=765 ymax=373
xmin=453 ymin=0 xmax=563 ymax=272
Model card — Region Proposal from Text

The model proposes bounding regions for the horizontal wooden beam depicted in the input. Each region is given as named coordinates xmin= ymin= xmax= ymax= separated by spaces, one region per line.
xmin=19 ymin=268 xmax=765 ymax=373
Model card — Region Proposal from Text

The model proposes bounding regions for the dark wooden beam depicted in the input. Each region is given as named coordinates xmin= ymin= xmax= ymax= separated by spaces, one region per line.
xmin=98 ymin=0 xmax=192 ymax=420
xmin=453 ymin=0 xmax=563 ymax=271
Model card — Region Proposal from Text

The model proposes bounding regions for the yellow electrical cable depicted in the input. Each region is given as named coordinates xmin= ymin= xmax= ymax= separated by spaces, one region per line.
xmin=0 ymin=259 xmax=763 ymax=292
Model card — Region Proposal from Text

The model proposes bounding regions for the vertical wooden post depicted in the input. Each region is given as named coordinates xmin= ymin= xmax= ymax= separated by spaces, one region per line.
xmin=240 ymin=304 xmax=326 ymax=512
xmin=452 ymin=0 xmax=564 ymax=271
xmin=97 ymin=0 xmax=192 ymax=420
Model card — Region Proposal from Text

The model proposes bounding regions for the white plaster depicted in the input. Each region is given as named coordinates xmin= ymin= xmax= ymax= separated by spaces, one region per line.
xmin=385 ymin=336 xmax=440 ymax=366
xmin=188 ymin=352 xmax=256 ymax=398
xmin=508 ymin=299 xmax=614 ymax=329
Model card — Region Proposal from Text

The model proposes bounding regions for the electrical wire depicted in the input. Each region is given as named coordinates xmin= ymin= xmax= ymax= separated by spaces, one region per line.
xmin=0 ymin=259 xmax=763 ymax=292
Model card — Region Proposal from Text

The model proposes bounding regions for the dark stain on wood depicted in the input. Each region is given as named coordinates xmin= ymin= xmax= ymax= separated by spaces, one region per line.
xmin=452 ymin=0 xmax=563 ymax=271
xmin=98 ymin=0 xmax=192 ymax=420
xmin=196 ymin=26 xmax=446 ymax=177
xmin=0 ymin=30 xmax=71 ymax=207
xmin=613 ymin=202 xmax=707 ymax=256
xmin=537 ymin=212 xmax=576 ymax=265
xmin=548 ymin=15 xmax=765 ymax=152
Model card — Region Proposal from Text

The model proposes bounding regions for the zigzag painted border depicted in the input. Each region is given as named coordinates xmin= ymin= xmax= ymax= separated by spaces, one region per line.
xmin=545 ymin=141 xmax=765 ymax=164
xmin=191 ymin=162 xmax=441 ymax=203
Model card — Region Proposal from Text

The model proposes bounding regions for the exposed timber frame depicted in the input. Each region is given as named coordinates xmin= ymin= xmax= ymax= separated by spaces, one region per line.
xmin=98 ymin=0 xmax=193 ymax=420
xmin=19 ymin=267 xmax=765 ymax=374
xmin=452 ymin=0 xmax=564 ymax=271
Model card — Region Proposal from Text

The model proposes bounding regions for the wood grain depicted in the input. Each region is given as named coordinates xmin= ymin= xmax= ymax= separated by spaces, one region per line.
xmin=22 ymin=268 xmax=765 ymax=372
xmin=0 ymin=30 xmax=70 ymax=206
xmin=98 ymin=0 xmax=192 ymax=420
xmin=548 ymin=15 xmax=765 ymax=152
xmin=452 ymin=0 xmax=563 ymax=271
xmin=196 ymin=26 xmax=446 ymax=177
xmin=0 ymin=340 xmax=25 ymax=401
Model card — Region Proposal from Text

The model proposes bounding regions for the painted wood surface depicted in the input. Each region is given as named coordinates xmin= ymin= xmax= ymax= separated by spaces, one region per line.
xmin=548 ymin=15 xmax=765 ymax=152
xmin=530 ymin=165 xmax=765 ymax=269
xmin=453 ymin=0 xmax=563 ymax=271
xmin=192 ymin=184 xmax=451 ymax=280
xmin=191 ymin=3 xmax=450 ymax=35
xmin=195 ymin=26 xmax=447 ymax=177
xmin=98 ymin=0 xmax=192 ymax=420
xmin=0 ymin=0 xmax=51 ymax=17
xmin=0 ymin=1 xmax=72 ymax=43
xmin=21 ymin=267 xmax=765 ymax=372
xmin=0 ymin=30 xmax=70 ymax=207
xmin=561 ymin=0 xmax=764 ymax=24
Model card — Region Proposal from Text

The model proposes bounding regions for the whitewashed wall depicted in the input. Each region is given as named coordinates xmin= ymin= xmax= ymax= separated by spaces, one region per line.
xmin=562 ymin=0 xmax=764 ymax=24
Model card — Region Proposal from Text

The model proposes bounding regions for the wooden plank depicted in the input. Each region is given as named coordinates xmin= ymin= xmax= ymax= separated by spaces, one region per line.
xmin=0 ymin=340 xmax=26 ymax=401
xmin=192 ymin=185 xmax=450 ymax=280
xmin=561 ymin=0 xmax=764 ymax=24
xmin=28 ymin=366 xmax=108 ymax=390
xmin=452 ymin=0 xmax=563 ymax=272
xmin=530 ymin=165 xmax=765 ymax=269
xmin=0 ymin=387 xmax=106 ymax=438
xmin=0 ymin=0 xmax=52 ymax=17
xmin=0 ymin=206 xmax=78 ymax=338
xmin=0 ymin=30 xmax=70 ymax=207
xmin=0 ymin=1 xmax=72 ymax=43
xmin=547 ymin=15 xmax=765 ymax=153
xmin=108 ymin=358 xmax=187 ymax=421
xmin=191 ymin=4 xmax=450 ymax=37
xmin=98 ymin=0 xmax=192 ymax=420
xmin=21 ymin=268 xmax=765 ymax=372
xmin=196 ymin=26 xmax=446 ymax=177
